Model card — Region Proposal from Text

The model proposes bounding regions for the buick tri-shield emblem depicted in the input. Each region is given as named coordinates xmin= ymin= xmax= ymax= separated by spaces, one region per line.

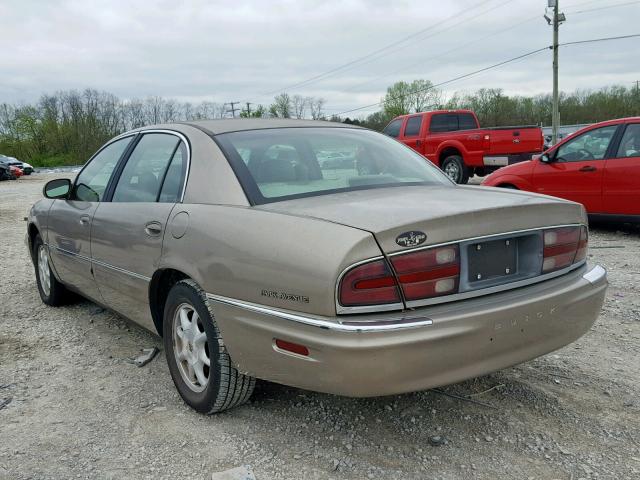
xmin=396 ymin=231 xmax=427 ymax=247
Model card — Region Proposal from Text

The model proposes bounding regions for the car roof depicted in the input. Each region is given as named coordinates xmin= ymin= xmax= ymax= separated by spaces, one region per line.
xmin=137 ymin=118 xmax=364 ymax=136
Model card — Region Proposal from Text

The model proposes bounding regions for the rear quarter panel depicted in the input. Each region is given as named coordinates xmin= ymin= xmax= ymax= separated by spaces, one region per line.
xmin=160 ymin=204 xmax=382 ymax=317
xmin=27 ymin=198 xmax=55 ymax=253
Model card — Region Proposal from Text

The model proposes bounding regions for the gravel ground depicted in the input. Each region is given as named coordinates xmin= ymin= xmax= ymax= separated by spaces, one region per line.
xmin=1 ymin=173 xmax=639 ymax=480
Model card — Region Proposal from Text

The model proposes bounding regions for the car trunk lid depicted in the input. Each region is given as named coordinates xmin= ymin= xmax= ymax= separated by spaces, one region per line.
xmin=256 ymin=185 xmax=586 ymax=254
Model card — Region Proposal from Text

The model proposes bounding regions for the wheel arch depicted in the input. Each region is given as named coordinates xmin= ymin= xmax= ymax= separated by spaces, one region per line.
xmin=148 ymin=268 xmax=190 ymax=336
xmin=484 ymin=173 xmax=533 ymax=191
xmin=27 ymin=222 xmax=40 ymax=260
xmin=437 ymin=141 xmax=466 ymax=166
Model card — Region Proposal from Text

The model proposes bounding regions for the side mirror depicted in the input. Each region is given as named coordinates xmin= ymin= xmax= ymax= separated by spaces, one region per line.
xmin=43 ymin=178 xmax=71 ymax=199
xmin=539 ymin=153 xmax=552 ymax=163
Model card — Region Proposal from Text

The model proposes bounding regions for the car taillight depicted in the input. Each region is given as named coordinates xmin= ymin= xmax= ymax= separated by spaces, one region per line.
xmin=338 ymin=259 xmax=401 ymax=307
xmin=542 ymin=225 xmax=588 ymax=273
xmin=390 ymin=245 xmax=460 ymax=301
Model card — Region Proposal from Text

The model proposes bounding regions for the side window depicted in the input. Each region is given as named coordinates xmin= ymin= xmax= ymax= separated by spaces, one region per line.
xmin=158 ymin=142 xmax=187 ymax=203
xmin=555 ymin=126 xmax=618 ymax=162
xmin=458 ymin=114 xmax=477 ymax=130
xmin=430 ymin=114 xmax=457 ymax=133
xmin=616 ymin=124 xmax=640 ymax=158
xmin=73 ymin=136 xmax=133 ymax=202
xmin=383 ymin=119 xmax=403 ymax=138
xmin=404 ymin=116 xmax=423 ymax=137
xmin=112 ymin=133 xmax=180 ymax=202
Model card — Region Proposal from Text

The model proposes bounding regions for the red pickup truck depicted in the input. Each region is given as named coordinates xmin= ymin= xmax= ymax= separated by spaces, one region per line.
xmin=383 ymin=110 xmax=544 ymax=184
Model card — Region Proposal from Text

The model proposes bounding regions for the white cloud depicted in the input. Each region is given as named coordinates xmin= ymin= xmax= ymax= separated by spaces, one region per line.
xmin=0 ymin=0 xmax=638 ymax=115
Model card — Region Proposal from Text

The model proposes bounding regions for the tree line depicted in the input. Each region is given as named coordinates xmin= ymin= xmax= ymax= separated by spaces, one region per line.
xmin=0 ymin=90 xmax=326 ymax=166
xmin=1 ymin=82 xmax=639 ymax=166
xmin=345 ymin=81 xmax=640 ymax=131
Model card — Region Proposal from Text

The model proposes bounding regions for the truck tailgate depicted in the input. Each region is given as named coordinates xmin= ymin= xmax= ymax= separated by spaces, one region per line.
xmin=485 ymin=126 xmax=543 ymax=157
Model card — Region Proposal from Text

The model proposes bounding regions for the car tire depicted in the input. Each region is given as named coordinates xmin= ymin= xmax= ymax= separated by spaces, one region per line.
xmin=33 ymin=234 xmax=72 ymax=306
xmin=163 ymin=279 xmax=255 ymax=414
xmin=441 ymin=155 xmax=469 ymax=184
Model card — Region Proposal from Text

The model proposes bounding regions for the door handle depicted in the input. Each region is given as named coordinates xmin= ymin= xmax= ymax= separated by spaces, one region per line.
xmin=79 ymin=215 xmax=91 ymax=226
xmin=579 ymin=165 xmax=597 ymax=172
xmin=144 ymin=222 xmax=163 ymax=236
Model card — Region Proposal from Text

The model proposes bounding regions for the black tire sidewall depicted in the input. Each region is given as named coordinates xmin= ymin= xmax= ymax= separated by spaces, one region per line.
xmin=442 ymin=155 xmax=468 ymax=184
xmin=163 ymin=282 xmax=223 ymax=413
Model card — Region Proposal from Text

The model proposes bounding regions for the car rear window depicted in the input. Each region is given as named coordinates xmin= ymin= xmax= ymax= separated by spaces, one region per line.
xmin=216 ymin=127 xmax=452 ymax=204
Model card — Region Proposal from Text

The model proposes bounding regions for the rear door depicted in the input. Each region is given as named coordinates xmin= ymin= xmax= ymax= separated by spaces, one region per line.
xmin=603 ymin=122 xmax=640 ymax=215
xmin=90 ymin=132 xmax=188 ymax=331
xmin=400 ymin=114 xmax=425 ymax=154
xmin=47 ymin=135 xmax=134 ymax=302
xmin=532 ymin=124 xmax=619 ymax=213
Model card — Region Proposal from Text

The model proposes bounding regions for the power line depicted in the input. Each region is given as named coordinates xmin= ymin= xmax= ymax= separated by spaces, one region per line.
xmin=560 ymin=32 xmax=640 ymax=47
xmin=262 ymin=0 xmax=500 ymax=95
xmin=332 ymin=0 xmax=518 ymax=91
xmin=332 ymin=33 xmax=640 ymax=117
xmin=343 ymin=13 xmax=541 ymax=93
xmin=334 ymin=46 xmax=550 ymax=116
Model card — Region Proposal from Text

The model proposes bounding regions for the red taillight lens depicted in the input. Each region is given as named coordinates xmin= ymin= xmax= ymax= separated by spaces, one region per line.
xmin=275 ymin=339 xmax=309 ymax=356
xmin=390 ymin=245 xmax=460 ymax=301
xmin=542 ymin=225 xmax=588 ymax=273
xmin=338 ymin=259 xmax=401 ymax=307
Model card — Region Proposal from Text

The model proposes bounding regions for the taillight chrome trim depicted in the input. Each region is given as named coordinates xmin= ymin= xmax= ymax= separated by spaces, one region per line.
xmin=336 ymin=224 xmax=587 ymax=314
xmin=335 ymin=256 xmax=405 ymax=314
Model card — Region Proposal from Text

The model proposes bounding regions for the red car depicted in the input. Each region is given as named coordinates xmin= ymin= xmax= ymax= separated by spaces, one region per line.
xmin=482 ymin=117 xmax=640 ymax=222
xmin=384 ymin=109 xmax=543 ymax=184
xmin=9 ymin=165 xmax=23 ymax=179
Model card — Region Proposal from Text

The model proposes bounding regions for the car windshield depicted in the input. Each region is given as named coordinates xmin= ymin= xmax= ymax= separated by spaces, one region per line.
xmin=216 ymin=127 xmax=452 ymax=204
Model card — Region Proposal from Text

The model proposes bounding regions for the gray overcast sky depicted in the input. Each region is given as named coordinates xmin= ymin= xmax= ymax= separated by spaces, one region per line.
xmin=1 ymin=0 xmax=639 ymax=116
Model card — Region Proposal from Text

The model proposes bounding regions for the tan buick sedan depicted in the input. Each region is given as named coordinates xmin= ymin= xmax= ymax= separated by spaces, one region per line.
xmin=27 ymin=119 xmax=607 ymax=414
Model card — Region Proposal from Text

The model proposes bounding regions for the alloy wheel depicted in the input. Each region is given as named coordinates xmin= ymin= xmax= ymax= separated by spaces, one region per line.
xmin=38 ymin=245 xmax=51 ymax=297
xmin=172 ymin=303 xmax=210 ymax=393
xmin=444 ymin=162 xmax=460 ymax=182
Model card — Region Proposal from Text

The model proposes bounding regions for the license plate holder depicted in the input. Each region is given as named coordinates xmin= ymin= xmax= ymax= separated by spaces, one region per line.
xmin=468 ymin=238 xmax=517 ymax=283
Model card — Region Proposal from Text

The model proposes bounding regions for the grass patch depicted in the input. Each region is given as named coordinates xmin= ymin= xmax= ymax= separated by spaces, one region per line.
xmin=30 ymin=154 xmax=80 ymax=168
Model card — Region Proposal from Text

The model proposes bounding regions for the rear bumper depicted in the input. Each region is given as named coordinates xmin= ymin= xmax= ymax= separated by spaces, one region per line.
xmin=209 ymin=264 xmax=607 ymax=397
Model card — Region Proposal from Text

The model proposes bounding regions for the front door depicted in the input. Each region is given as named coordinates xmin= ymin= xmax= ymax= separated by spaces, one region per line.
xmin=47 ymin=135 xmax=134 ymax=301
xmin=532 ymin=124 xmax=619 ymax=213
xmin=401 ymin=114 xmax=425 ymax=155
xmin=91 ymin=132 xmax=188 ymax=331
xmin=603 ymin=122 xmax=640 ymax=215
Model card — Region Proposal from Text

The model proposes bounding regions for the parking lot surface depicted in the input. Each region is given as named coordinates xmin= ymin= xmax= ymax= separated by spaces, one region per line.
xmin=1 ymin=173 xmax=639 ymax=479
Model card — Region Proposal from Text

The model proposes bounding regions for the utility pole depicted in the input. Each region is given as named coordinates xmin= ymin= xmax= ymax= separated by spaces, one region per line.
xmin=225 ymin=102 xmax=240 ymax=118
xmin=545 ymin=1 xmax=565 ymax=145
xmin=244 ymin=102 xmax=253 ymax=117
